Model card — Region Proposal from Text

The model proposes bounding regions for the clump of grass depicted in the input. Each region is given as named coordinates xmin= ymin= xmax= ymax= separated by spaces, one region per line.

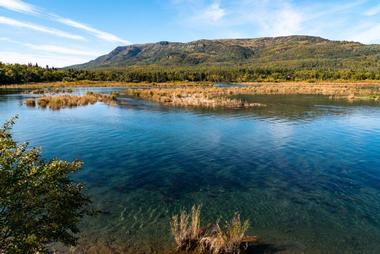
xmin=25 ymin=98 xmax=36 ymax=107
xmin=170 ymin=205 xmax=204 ymax=251
xmin=200 ymin=214 xmax=250 ymax=254
xmin=170 ymin=206 xmax=255 ymax=254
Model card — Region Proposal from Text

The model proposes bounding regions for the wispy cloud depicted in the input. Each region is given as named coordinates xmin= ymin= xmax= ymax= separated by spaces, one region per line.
xmin=0 ymin=37 xmax=102 ymax=56
xmin=363 ymin=4 xmax=380 ymax=16
xmin=0 ymin=0 xmax=128 ymax=44
xmin=173 ymin=0 xmax=304 ymax=37
xmin=191 ymin=1 xmax=225 ymax=24
xmin=170 ymin=0 xmax=373 ymax=42
xmin=55 ymin=17 xmax=130 ymax=44
xmin=0 ymin=0 xmax=37 ymax=14
xmin=238 ymin=1 xmax=304 ymax=37
xmin=350 ymin=23 xmax=380 ymax=44
xmin=0 ymin=16 xmax=85 ymax=40
xmin=24 ymin=43 xmax=102 ymax=56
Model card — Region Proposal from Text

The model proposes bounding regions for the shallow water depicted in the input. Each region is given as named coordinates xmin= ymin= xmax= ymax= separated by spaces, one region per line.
xmin=1 ymin=87 xmax=380 ymax=254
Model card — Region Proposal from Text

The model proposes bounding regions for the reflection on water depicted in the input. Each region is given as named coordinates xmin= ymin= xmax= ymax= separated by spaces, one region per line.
xmin=0 ymin=87 xmax=380 ymax=254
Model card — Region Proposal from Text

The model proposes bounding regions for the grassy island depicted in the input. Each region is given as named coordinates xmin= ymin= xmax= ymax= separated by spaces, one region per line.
xmin=25 ymin=92 xmax=119 ymax=110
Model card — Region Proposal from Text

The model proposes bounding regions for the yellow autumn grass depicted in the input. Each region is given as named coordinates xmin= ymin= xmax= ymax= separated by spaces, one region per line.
xmin=25 ymin=92 xmax=119 ymax=110
xmin=125 ymin=82 xmax=380 ymax=107
xmin=170 ymin=206 xmax=254 ymax=254
xmin=125 ymin=88 xmax=266 ymax=108
xmin=170 ymin=205 xmax=203 ymax=251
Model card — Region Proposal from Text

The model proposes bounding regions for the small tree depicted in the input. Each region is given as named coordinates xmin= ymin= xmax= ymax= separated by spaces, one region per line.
xmin=0 ymin=117 xmax=90 ymax=253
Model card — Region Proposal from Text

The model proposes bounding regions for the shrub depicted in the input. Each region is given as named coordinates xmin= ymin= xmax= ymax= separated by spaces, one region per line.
xmin=0 ymin=117 xmax=91 ymax=253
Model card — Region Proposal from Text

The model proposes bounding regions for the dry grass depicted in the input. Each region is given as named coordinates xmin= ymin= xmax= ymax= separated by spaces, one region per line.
xmin=25 ymin=92 xmax=118 ymax=110
xmin=236 ymin=82 xmax=380 ymax=98
xmin=125 ymin=88 xmax=266 ymax=108
xmin=25 ymin=98 xmax=36 ymax=107
xmin=170 ymin=205 xmax=204 ymax=251
xmin=125 ymin=82 xmax=380 ymax=108
xmin=26 ymin=88 xmax=73 ymax=94
xmin=170 ymin=206 xmax=255 ymax=254
xmin=199 ymin=214 xmax=250 ymax=254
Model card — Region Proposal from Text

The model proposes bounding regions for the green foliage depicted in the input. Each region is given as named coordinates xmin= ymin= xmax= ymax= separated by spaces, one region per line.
xmin=0 ymin=117 xmax=90 ymax=253
xmin=3 ymin=62 xmax=380 ymax=85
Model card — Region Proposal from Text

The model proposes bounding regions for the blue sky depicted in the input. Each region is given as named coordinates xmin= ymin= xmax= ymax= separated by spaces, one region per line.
xmin=1 ymin=0 xmax=380 ymax=67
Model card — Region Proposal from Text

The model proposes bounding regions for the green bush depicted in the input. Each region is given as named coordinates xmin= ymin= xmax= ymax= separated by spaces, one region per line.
xmin=0 ymin=117 xmax=91 ymax=253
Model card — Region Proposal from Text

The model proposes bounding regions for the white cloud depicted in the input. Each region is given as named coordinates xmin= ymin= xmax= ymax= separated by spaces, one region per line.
xmin=173 ymin=0 xmax=304 ymax=37
xmin=0 ymin=0 xmax=37 ymax=14
xmin=363 ymin=4 xmax=380 ymax=16
xmin=192 ymin=2 xmax=225 ymax=24
xmin=0 ymin=16 xmax=85 ymax=40
xmin=171 ymin=0 xmax=373 ymax=43
xmin=350 ymin=23 xmax=380 ymax=44
xmin=56 ymin=17 xmax=130 ymax=44
xmin=250 ymin=3 xmax=304 ymax=36
xmin=274 ymin=7 xmax=303 ymax=36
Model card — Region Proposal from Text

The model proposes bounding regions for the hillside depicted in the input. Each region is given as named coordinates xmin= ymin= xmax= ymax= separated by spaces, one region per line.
xmin=71 ymin=36 xmax=380 ymax=70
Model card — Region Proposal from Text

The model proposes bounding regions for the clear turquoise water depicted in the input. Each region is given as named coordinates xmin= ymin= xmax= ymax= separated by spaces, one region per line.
xmin=1 ymin=88 xmax=380 ymax=254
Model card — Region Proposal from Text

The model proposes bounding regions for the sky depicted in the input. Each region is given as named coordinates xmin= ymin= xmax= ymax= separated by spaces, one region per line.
xmin=1 ymin=0 xmax=380 ymax=67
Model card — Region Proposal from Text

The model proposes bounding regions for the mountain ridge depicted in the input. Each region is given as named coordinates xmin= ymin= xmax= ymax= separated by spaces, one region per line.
xmin=70 ymin=35 xmax=380 ymax=69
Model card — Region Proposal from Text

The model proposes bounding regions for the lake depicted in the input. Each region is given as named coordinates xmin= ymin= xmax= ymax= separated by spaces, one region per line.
xmin=1 ymin=87 xmax=380 ymax=254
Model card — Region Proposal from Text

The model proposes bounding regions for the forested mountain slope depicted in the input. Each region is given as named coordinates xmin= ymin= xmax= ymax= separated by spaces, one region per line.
xmin=71 ymin=36 xmax=380 ymax=70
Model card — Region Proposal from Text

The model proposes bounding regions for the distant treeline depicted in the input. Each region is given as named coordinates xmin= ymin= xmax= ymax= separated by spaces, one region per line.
xmin=2 ymin=62 xmax=380 ymax=84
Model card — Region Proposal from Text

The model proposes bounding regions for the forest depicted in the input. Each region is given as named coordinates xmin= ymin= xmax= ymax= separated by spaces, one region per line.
xmin=1 ymin=62 xmax=380 ymax=85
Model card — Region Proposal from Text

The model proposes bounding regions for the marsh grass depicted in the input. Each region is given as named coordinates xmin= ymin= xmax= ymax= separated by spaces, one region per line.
xmin=170 ymin=206 xmax=254 ymax=254
xmin=26 ymin=88 xmax=73 ymax=94
xmin=25 ymin=92 xmax=118 ymax=110
xmin=125 ymin=82 xmax=380 ymax=108
xmin=126 ymin=89 xmax=266 ymax=108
